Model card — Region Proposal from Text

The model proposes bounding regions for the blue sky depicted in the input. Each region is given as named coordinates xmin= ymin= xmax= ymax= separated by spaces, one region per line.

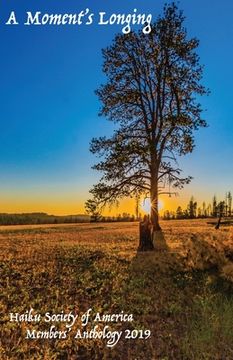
xmin=0 ymin=0 xmax=232 ymax=214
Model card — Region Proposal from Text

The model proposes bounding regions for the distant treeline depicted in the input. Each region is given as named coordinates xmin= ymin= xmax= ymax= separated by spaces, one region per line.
xmin=0 ymin=213 xmax=90 ymax=225
xmin=0 ymin=212 xmax=137 ymax=225
xmin=163 ymin=192 xmax=232 ymax=220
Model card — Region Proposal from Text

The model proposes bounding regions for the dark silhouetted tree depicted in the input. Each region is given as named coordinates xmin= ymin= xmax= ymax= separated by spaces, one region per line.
xmin=227 ymin=191 xmax=232 ymax=217
xmin=215 ymin=201 xmax=225 ymax=229
xmin=212 ymin=195 xmax=217 ymax=217
xmin=187 ymin=196 xmax=197 ymax=218
xmin=85 ymin=199 xmax=102 ymax=222
xmin=89 ymin=3 xmax=208 ymax=250
xmin=176 ymin=206 xmax=183 ymax=219
xmin=164 ymin=210 xmax=171 ymax=220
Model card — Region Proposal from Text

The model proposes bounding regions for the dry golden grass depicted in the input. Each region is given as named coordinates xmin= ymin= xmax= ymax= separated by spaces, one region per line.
xmin=1 ymin=218 xmax=232 ymax=252
xmin=0 ymin=219 xmax=233 ymax=359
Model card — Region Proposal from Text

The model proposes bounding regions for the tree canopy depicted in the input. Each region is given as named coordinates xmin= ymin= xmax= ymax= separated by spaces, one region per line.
xmin=89 ymin=3 xmax=208 ymax=237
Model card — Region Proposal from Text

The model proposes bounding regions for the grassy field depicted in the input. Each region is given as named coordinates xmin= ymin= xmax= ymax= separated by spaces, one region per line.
xmin=0 ymin=220 xmax=233 ymax=359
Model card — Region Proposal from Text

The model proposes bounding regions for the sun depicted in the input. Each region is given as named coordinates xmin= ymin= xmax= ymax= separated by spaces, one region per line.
xmin=140 ymin=198 xmax=164 ymax=214
xmin=158 ymin=199 xmax=164 ymax=211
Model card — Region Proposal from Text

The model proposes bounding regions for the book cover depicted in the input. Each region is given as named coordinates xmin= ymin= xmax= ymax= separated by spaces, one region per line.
xmin=0 ymin=1 xmax=233 ymax=359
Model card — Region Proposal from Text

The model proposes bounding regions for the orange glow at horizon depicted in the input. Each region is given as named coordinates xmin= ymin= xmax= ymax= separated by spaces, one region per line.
xmin=0 ymin=188 xmax=215 ymax=216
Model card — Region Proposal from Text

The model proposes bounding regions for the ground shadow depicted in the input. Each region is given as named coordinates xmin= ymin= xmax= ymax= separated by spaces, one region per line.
xmin=127 ymin=230 xmax=233 ymax=359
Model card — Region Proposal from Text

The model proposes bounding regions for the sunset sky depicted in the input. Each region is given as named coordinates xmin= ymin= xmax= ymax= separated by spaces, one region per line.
xmin=0 ymin=0 xmax=232 ymax=215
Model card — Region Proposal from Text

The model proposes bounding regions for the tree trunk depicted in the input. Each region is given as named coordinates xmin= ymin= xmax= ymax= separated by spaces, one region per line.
xmin=215 ymin=202 xmax=224 ymax=229
xmin=151 ymin=205 xmax=161 ymax=231
xmin=138 ymin=215 xmax=154 ymax=251
xmin=150 ymin=163 xmax=161 ymax=246
xmin=215 ymin=215 xmax=222 ymax=229
xmin=215 ymin=214 xmax=222 ymax=230
xmin=150 ymin=177 xmax=161 ymax=231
